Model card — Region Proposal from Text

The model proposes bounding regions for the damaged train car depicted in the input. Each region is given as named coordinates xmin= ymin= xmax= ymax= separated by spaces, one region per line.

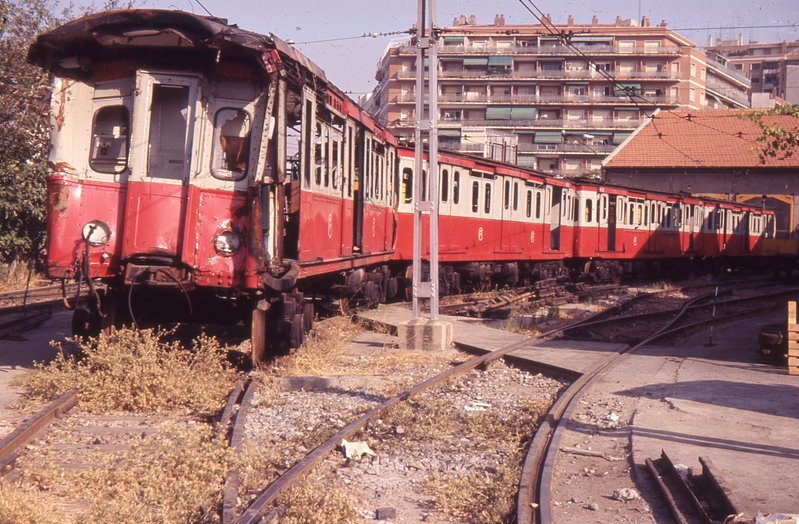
xmin=29 ymin=9 xmax=400 ymax=361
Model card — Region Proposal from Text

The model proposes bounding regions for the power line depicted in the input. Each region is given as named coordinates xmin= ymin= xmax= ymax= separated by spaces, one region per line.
xmin=513 ymin=0 xmax=750 ymax=145
xmin=293 ymin=30 xmax=410 ymax=45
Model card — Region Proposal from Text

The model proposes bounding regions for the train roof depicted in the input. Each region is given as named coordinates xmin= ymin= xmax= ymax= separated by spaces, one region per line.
xmin=28 ymin=9 xmax=394 ymax=142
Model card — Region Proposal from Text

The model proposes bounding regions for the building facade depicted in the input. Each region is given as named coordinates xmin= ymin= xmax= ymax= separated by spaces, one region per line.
xmin=708 ymin=39 xmax=799 ymax=104
xmin=368 ymin=15 xmax=751 ymax=177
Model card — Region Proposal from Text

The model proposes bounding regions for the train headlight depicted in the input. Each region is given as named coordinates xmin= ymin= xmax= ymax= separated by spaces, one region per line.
xmin=213 ymin=230 xmax=241 ymax=256
xmin=82 ymin=220 xmax=111 ymax=247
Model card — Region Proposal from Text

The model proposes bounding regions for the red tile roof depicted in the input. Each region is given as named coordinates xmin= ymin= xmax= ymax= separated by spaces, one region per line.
xmin=603 ymin=109 xmax=799 ymax=169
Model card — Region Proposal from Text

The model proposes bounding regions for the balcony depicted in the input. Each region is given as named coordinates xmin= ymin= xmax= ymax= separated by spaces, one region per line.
xmin=706 ymin=78 xmax=750 ymax=107
xmin=395 ymin=68 xmax=680 ymax=81
xmin=392 ymin=116 xmax=643 ymax=130
xmin=705 ymin=58 xmax=751 ymax=86
xmin=517 ymin=143 xmax=617 ymax=154
xmin=396 ymin=42 xmax=682 ymax=57
xmin=394 ymin=92 xmax=679 ymax=106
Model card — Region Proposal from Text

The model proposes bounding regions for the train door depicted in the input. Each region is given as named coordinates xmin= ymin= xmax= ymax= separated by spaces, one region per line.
xmin=743 ymin=212 xmax=751 ymax=253
xmin=550 ymin=186 xmax=562 ymax=251
xmin=123 ymin=71 xmax=198 ymax=259
xmin=352 ymin=131 xmax=365 ymax=252
xmin=500 ymin=178 xmax=521 ymax=252
xmin=607 ymin=195 xmax=617 ymax=251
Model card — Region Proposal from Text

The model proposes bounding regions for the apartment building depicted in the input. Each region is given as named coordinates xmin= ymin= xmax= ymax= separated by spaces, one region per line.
xmin=708 ymin=39 xmax=799 ymax=104
xmin=367 ymin=14 xmax=751 ymax=177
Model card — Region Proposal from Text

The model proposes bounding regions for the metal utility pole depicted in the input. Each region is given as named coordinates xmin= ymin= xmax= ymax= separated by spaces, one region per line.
xmin=412 ymin=0 xmax=440 ymax=320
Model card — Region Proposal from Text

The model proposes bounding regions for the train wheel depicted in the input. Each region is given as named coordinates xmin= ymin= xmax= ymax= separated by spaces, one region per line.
xmin=289 ymin=313 xmax=304 ymax=348
xmin=251 ymin=304 xmax=268 ymax=367
xmin=302 ymin=302 xmax=314 ymax=333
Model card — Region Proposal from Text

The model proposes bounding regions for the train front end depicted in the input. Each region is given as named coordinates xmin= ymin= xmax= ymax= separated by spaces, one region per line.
xmin=29 ymin=10 xmax=279 ymax=335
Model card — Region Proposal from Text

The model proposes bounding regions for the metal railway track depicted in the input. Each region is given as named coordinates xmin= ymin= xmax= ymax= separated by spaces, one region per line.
xmin=231 ymin=301 xmax=622 ymax=523
xmin=518 ymin=283 xmax=796 ymax=524
xmin=224 ymin=278 xmax=781 ymax=522
xmin=0 ymin=390 xmax=79 ymax=475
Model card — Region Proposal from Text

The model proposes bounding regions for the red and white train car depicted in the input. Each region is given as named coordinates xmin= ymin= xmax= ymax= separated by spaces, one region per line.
xmin=396 ymin=148 xmax=775 ymax=286
xmin=29 ymin=10 xmax=401 ymax=358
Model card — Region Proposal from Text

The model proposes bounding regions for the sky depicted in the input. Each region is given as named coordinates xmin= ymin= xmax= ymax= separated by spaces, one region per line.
xmin=65 ymin=0 xmax=799 ymax=95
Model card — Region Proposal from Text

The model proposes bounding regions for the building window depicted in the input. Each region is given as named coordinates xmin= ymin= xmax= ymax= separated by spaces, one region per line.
xmin=690 ymin=63 xmax=697 ymax=77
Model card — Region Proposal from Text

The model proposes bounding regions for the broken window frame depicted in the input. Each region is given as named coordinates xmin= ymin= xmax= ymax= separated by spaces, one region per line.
xmin=211 ymin=107 xmax=252 ymax=182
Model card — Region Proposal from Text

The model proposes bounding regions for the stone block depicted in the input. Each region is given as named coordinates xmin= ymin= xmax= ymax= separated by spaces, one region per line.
xmin=397 ymin=318 xmax=453 ymax=351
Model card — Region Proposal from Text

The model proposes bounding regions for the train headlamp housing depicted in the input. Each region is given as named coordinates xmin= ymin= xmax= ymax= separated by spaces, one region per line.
xmin=82 ymin=220 xmax=111 ymax=247
xmin=213 ymin=230 xmax=242 ymax=257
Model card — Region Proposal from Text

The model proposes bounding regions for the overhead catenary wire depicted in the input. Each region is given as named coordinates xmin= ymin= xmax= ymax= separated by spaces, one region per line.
xmin=293 ymin=29 xmax=411 ymax=45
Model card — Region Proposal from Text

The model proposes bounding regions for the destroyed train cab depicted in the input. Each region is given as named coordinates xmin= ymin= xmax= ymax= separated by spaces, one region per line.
xmin=28 ymin=10 xmax=399 ymax=360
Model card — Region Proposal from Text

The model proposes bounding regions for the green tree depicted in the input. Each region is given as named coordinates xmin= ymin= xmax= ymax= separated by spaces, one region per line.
xmin=748 ymin=104 xmax=799 ymax=163
xmin=0 ymin=0 xmax=57 ymax=262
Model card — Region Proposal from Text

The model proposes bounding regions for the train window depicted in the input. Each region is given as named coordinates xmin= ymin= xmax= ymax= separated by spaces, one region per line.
xmin=331 ymin=135 xmax=339 ymax=189
xmin=442 ymin=169 xmax=449 ymax=202
xmin=422 ymin=170 xmax=428 ymax=202
xmin=90 ymin=105 xmax=130 ymax=174
xmin=324 ymin=129 xmax=331 ymax=188
xmin=484 ymin=182 xmax=492 ymax=214
xmin=347 ymin=127 xmax=354 ymax=197
xmin=453 ymin=172 xmax=460 ymax=204
xmin=585 ymin=199 xmax=593 ymax=222
xmin=211 ymin=108 xmax=251 ymax=181
xmin=636 ymin=205 xmax=642 ymax=225
xmin=643 ymin=205 xmax=648 ymax=226
xmin=513 ymin=182 xmax=519 ymax=211
xmin=504 ymin=180 xmax=510 ymax=210
xmin=535 ymin=192 xmax=542 ymax=219
xmin=471 ymin=181 xmax=479 ymax=213
xmin=526 ymin=190 xmax=532 ymax=218
xmin=314 ymin=123 xmax=324 ymax=187
xmin=402 ymin=167 xmax=413 ymax=204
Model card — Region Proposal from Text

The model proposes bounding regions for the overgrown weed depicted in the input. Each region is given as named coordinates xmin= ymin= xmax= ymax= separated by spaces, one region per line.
xmin=267 ymin=316 xmax=363 ymax=377
xmin=425 ymin=457 xmax=521 ymax=524
xmin=19 ymin=328 xmax=236 ymax=415
xmin=271 ymin=474 xmax=362 ymax=524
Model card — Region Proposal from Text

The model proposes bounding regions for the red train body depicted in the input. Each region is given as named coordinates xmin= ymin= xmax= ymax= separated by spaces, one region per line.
xmin=29 ymin=10 xmax=779 ymax=360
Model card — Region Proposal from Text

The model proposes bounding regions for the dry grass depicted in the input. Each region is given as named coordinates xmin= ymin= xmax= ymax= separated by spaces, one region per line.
xmin=0 ymin=261 xmax=42 ymax=292
xmin=12 ymin=422 xmax=232 ymax=524
xmin=270 ymin=474 xmax=362 ymax=524
xmin=18 ymin=328 xmax=237 ymax=415
xmin=378 ymin=389 xmax=550 ymax=523
xmin=267 ymin=316 xmax=364 ymax=377
xmin=380 ymin=394 xmax=548 ymax=445
xmin=79 ymin=423 xmax=230 ymax=523
xmin=425 ymin=458 xmax=521 ymax=524
xmin=0 ymin=478 xmax=74 ymax=524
